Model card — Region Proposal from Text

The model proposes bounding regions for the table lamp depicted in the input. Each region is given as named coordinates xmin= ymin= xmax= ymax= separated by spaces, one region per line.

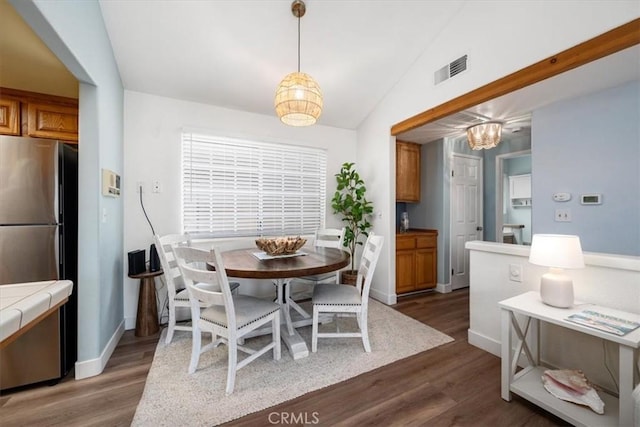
xmin=529 ymin=234 xmax=585 ymax=308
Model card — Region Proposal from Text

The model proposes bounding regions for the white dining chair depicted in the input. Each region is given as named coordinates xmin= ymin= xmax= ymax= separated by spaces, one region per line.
xmin=174 ymin=245 xmax=281 ymax=394
xmin=311 ymin=232 xmax=384 ymax=353
xmin=288 ymin=227 xmax=346 ymax=301
xmin=154 ymin=233 xmax=240 ymax=344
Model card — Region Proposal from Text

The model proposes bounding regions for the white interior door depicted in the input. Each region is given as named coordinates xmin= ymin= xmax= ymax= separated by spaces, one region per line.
xmin=450 ymin=154 xmax=482 ymax=290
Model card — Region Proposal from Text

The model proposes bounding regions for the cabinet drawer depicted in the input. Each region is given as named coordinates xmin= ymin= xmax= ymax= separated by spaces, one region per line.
xmin=416 ymin=235 xmax=437 ymax=248
xmin=396 ymin=237 xmax=416 ymax=250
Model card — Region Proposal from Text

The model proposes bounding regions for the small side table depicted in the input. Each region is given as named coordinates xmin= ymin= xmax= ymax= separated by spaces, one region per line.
xmin=129 ymin=269 xmax=163 ymax=337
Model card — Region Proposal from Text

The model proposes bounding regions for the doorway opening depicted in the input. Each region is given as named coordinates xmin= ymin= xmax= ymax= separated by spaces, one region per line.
xmin=496 ymin=150 xmax=531 ymax=245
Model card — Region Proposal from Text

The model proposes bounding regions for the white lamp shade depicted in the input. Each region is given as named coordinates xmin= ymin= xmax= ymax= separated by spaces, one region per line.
xmin=529 ymin=234 xmax=585 ymax=269
xmin=530 ymin=234 xmax=584 ymax=308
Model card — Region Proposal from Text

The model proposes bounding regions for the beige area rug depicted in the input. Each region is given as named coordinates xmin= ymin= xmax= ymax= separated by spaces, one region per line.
xmin=132 ymin=299 xmax=453 ymax=426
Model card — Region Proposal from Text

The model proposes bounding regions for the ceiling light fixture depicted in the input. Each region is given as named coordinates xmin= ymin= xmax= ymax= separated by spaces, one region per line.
xmin=466 ymin=121 xmax=503 ymax=150
xmin=274 ymin=0 xmax=323 ymax=126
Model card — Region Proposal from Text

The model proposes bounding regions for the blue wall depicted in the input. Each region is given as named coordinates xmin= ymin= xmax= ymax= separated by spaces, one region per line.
xmin=12 ymin=0 xmax=125 ymax=367
xmin=532 ymin=81 xmax=640 ymax=255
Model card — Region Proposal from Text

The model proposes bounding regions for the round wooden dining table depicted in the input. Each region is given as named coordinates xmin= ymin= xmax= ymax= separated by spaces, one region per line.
xmin=220 ymin=246 xmax=350 ymax=359
xmin=221 ymin=246 xmax=350 ymax=279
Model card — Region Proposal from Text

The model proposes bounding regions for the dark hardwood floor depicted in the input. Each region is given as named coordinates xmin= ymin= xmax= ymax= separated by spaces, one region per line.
xmin=0 ymin=289 xmax=566 ymax=426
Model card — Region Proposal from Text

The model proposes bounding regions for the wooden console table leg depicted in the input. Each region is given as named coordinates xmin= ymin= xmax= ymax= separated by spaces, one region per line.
xmin=135 ymin=276 xmax=159 ymax=337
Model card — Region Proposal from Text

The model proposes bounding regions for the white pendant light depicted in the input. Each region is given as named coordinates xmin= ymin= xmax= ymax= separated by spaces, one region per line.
xmin=274 ymin=0 xmax=323 ymax=126
xmin=466 ymin=121 xmax=503 ymax=150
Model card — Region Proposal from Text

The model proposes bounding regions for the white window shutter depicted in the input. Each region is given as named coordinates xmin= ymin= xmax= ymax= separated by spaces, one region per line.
xmin=182 ymin=133 xmax=327 ymax=238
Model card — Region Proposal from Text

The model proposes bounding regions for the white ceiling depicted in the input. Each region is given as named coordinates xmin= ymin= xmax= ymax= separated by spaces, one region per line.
xmin=99 ymin=1 xmax=638 ymax=136
xmin=398 ymin=44 xmax=640 ymax=144
xmin=98 ymin=0 xmax=464 ymax=130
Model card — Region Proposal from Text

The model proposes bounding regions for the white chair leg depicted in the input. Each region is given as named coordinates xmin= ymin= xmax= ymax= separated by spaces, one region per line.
xmin=360 ymin=311 xmax=371 ymax=353
xmin=165 ymin=304 xmax=176 ymax=344
xmin=165 ymin=322 xmax=175 ymax=345
xmin=188 ymin=327 xmax=201 ymax=374
xmin=312 ymin=306 xmax=319 ymax=353
xmin=226 ymin=336 xmax=237 ymax=394
xmin=273 ymin=311 xmax=281 ymax=360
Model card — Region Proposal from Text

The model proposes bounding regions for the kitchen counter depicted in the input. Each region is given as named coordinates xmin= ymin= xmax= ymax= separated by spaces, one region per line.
xmin=0 ymin=280 xmax=73 ymax=345
xmin=396 ymin=228 xmax=438 ymax=236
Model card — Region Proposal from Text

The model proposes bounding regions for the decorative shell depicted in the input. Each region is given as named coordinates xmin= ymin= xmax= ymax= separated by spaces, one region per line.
xmin=541 ymin=369 xmax=605 ymax=414
xmin=255 ymin=236 xmax=307 ymax=256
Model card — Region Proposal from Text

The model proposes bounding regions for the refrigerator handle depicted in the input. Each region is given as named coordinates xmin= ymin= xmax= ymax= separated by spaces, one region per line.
xmin=59 ymin=229 xmax=65 ymax=277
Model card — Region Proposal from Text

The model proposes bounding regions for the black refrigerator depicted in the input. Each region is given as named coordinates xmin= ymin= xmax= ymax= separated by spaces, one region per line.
xmin=0 ymin=135 xmax=78 ymax=391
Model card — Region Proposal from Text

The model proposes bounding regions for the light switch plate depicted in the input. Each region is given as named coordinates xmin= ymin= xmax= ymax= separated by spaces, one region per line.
xmin=509 ymin=263 xmax=523 ymax=282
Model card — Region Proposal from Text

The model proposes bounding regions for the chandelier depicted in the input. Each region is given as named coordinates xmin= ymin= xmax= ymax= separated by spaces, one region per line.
xmin=466 ymin=121 xmax=503 ymax=150
xmin=274 ymin=0 xmax=323 ymax=126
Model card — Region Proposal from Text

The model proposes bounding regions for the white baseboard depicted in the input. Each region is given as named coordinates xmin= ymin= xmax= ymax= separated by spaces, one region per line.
xmin=125 ymin=315 xmax=136 ymax=330
xmin=370 ymin=288 xmax=396 ymax=305
xmin=74 ymin=320 xmax=125 ymax=380
xmin=467 ymin=328 xmax=501 ymax=357
xmin=435 ymin=282 xmax=451 ymax=293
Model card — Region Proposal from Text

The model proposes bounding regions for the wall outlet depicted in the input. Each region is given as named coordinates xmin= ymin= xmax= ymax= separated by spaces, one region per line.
xmin=136 ymin=181 xmax=145 ymax=193
xmin=555 ymin=208 xmax=572 ymax=222
xmin=152 ymin=180 xmax=162 ymax=193
xmin=509 ymin=263 xmax=523 ymax=282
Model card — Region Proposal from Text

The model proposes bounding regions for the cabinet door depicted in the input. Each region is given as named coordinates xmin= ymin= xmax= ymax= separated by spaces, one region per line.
xmin=509 ymin=174 xmax=531 ymax=199
xmin=415 ymin=248 xmax=437 ymax=290
xmin=0 ymin=98 xmax=21 ymax=135
xmin=396 ymin=141 xmax=421 ymax=202
xmin=27 ymin=103 xmax=78 ymax=142
xmin=396 ymin=250 xmax=416 ymax=294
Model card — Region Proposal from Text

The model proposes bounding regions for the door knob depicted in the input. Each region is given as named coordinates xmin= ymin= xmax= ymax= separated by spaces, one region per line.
xmin=476 ymin=226 xmax=483 ymax=231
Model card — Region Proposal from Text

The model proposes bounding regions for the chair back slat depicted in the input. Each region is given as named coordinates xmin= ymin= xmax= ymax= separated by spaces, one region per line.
xmin=173 ymin=245 xmax=237 ymax=330
xmin=154 ymin=233 xmax=191 ymax=297
xmin=355 ymin=233 xmax=384 ymax=303
xmin=314 ymin=227 xmax=346 ymax=249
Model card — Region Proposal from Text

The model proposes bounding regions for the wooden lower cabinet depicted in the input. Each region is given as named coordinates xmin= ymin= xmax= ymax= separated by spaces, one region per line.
xmin=396 ymin=230 xmax=438 ymax=294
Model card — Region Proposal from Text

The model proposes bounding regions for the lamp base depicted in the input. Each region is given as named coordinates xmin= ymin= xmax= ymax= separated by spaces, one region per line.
xmin=540 ymin=271 xmax=574 ymax=308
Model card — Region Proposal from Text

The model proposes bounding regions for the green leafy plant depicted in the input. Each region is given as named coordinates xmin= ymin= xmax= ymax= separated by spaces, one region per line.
xmin=331 ymin=162 xmax=374 ymax=272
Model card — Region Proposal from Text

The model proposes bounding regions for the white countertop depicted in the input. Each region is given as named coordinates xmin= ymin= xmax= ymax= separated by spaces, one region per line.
xmin=0 ymin=280 xmax=73 ymax=343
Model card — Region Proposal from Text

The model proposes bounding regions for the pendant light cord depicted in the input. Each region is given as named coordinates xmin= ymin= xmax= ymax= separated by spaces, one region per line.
xmin=297 ymin=13 xmax=301 ymax=72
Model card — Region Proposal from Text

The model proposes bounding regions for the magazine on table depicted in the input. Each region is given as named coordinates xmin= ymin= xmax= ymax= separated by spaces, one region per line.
xmin=565 ymin=310 xmax=640 ymax=336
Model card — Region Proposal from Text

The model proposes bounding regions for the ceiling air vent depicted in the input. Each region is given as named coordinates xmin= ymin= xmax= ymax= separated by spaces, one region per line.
xmin=434 ymin=55 xmax=468 ymax=85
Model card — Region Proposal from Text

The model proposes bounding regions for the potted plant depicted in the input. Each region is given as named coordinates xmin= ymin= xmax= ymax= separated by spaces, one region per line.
xmin=331 ymin=162 xmax=374 ymax=283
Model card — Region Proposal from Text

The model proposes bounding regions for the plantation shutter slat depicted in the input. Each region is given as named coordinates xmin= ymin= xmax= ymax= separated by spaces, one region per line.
xmin=182 ymin=132 xmax=327 ymax=238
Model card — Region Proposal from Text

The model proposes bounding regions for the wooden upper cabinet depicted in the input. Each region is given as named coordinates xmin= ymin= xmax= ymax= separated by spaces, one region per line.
xmin=0 ymin=88 xmax=78 ymax=142
xmin=27 ymin=102 xmax=78 ymax=142
xmin=396 ymin=140 xmax=421 ymax=202
xmin=0 ymin=98 xmax=21 ymax=135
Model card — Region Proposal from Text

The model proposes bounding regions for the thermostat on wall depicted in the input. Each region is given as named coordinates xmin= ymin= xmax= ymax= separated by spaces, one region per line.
xmin=580 ymin=193 xmax=602 ymax=205
xmin=553 ymin=192 xmax=571 ymax=202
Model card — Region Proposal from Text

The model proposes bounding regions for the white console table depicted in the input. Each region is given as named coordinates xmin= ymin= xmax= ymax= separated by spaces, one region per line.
xmin=499 ymin=291 xmax=640 ymax=427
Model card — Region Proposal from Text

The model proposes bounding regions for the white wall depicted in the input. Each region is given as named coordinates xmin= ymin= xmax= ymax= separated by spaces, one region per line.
xmin=122 ymin=91 xmax=357 ymax=328
xmin=466 ymin=241 xmax=639 ymax=392
xmin=356 ymin=2 xmax=638 ymax=304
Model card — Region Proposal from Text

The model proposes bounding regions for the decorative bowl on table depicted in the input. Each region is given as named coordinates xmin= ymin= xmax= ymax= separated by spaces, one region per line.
xmin=255 ymin=236 xmax=307 ymax=256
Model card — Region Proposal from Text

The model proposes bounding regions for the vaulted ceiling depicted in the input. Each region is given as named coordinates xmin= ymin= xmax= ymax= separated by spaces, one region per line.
xmin=3 ymin=0 xmax=638 ymax=141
